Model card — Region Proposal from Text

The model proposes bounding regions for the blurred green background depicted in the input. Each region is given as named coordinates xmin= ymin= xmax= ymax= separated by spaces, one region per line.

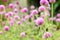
xmin=0 ymin=0 xmax=11 ymax=6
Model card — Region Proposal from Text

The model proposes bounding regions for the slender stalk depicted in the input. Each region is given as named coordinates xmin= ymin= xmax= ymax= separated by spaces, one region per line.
xmin=51 ymin=3 xmax=54 ymax=24
xmin=1 ymin=14 xmax=2 ymax=27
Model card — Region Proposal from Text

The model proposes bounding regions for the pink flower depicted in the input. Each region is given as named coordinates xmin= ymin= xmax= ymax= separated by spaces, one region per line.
xmin=4 ymin=0 xmax=8 ymax=2
xmin=21 ymin=18 xmax=26 ymax=22
xmin=49 ymin=17 xmax=56 ymax=21
xmin=19 ymin=6 xmax=22 ymax=10
xmin=49 ymin=0 xmax=56 ymax=3
xmin=53 ymin=17 xmax=56 ymax=21
xmin=21 ymin=8 xmax=28 ymax=13
xmin=56 ymin=18 xmax=60 ymax=22
xmin=9 ymin=20 xmax=14 ymax=26
xmin=14 ymin=8 xmax=18 ymax=13
xmin=49 ymin=18 xmax=54 ymax=21
xmin=9 ymin=4 xmax=14 ymax=9
xmin=3 ymin=26 xmax=9 ymax=31
xmin=0 ymin=11 xmax=6 ymax=14
xmin=57 ymin=13 xmax=60 ymax=17
xmin=38 ymin=6 xmax=45 ymax=12
xmin=16 ymin=1 xmax=19 ymax=5
xmin=24 ymin=15 xmax=30 ymax=19
xmin=17 ymin=21 xmax=22 ymax=25
xmin=30 ymin=5 xmax=35 ymax=10
xmin=20 ymin=32 xmax=26 ymax=37
xmin=14 ymin=15 xmax=20 ymax=20
xmin=34 ymin=17 xmax=44 ymax=25
xmin=8 ymin=12 xmax=13 ymax=16
xmin=40 ymin=0 xmax=49 ymax=6
xmin=0 ymin=31 xmax=3 ymax=34
xmin=5 ymin=13 xmax=9 ymax=18
xmin=43 ymin=32 xmax=52 ymax=38
xmin=0 ymin=5 xmax=5 ymax=11
xmin=30 ymin=10 xmax=38 ymax=16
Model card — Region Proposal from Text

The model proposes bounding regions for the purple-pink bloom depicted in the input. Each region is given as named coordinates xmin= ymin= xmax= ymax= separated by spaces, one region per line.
xmin=38 ymin=6 xmax=45 ymax=12
xmin=49 ymin=0 xmax=56 ymax=3
xmin=5 ymin=13 xmax=9 ymax=18
xmin=57 ymin=13 xmax=60 ymax=17
xmin=30 ymin=10 xmax=38 ymax=16
xmin=21 ymin=8 xmax=28 ymax=13
xmin=14 ymin=15 xmax=20 ymax=20
xmin=17 ymin=21 xmax=22 ymax=25
xmin=30 ymin=5 xmax=35 ymax=10
xmin=8 ymin=12 xmax=13 ymax=17
xmin=56 ymin=18 xmax=60 ymax=22
xmin=14 ymin=8 xmax=18 ymax=13
xmin=43 ymin=32 xmax=52 ymax=38
xmin=3 ymin=26 xmax=9 ymax=31
xmin=40 ymin=0 xmax=49 ymax=6
xmin=9 ymin=4 xmax=14 ymax=9
xmin=24 ymin=15 xmax=30 ymax=20
xmin=20 ymin=32 xmax=26 ymax=37
xmin=49 ymin=18 xmax=54 ymax=21
xmin=0 ymin=5 xmax=5 ymax=11
xmin=9 ymin=20 xmax=14 ymax=26
xmin=16 ymin=1 xmax=19 ymax=5
xmin=0 ymin=31 xmax=3 ymax=34
xmin=34 ymin=17 xmax=44 ymax=25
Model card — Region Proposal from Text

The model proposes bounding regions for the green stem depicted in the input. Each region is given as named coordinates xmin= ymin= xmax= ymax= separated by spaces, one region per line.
xmin=51 ymin=3 xmax=54 ymax=24
xmin=44 ymin=11 xmax=47 ymax=32
xmin=0 ymin=14 xmax=2 ymax=30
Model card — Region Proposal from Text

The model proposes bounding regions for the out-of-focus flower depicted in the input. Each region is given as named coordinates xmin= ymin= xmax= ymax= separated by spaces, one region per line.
xmin=30 ymin=10 xmax=38 ymax=16
xmin=24 ymin=15 xmax=30 ymax=20
xmin=56 ymin=18 xmax=60 ymax=22
xmin=8 ymin=12 xmax=13 ymax=17
xmin=30 ymin=5 xmax=35 ymax=10
xmin=17 ymin=21 xmax=22 ymax=25
xmin=57 ymin=13 xmax=60 ymax=17
xmin=0 ymin=5 xmax=5 ymax=11
xmin=16 ymin=1 xmax=19 ymax=5
xmin=14 ymin=15 xmax=20 ymax=20
xmin=34 ymin=17 xmax=44 ymax=25
xmin=40 ymin=0 xmax=49 ymax=6
xmin=9 ymin=4 xmax=14 ymax=9
xmin=20 ymin=32 xmax=26 ymax=37
xmin=49 ymin=18 xmax=54 ymax=21
xmin=3 ymin=26 xmax=9 ymax=31
xmin=21 ymin=8 xmax=28 ymax=13
xmin=43 ymin=32 xmax=52 ymax=38
xmin=38 ymin=6 xmax=45 ymax=12
xmin=9 ymin=20 xmax=14 ymax=26
xmin=0 ymin=31 xmax=3 ymax=34
xmin=49 ymin=0 xmax=56 ymax=3
xmin=5 ymin=13 xmax=9 ymax=18
xmin=19 ymin=6 xmax=22 ymax=10
xmin=4 ymin=0 xmax=8 ymax=2
xmin=0 ymin=11 xmax=6 ymax=14
xmin=14 ymin=8 xmax=18 ymax=13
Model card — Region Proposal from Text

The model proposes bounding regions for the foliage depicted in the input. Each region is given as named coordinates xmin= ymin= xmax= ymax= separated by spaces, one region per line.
xmin=0 ymin=0 xmax=11 ymax=6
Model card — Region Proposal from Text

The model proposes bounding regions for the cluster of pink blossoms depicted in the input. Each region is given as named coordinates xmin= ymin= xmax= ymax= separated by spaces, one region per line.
xmin=1 ymin=0 xmax=60 ymax=39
